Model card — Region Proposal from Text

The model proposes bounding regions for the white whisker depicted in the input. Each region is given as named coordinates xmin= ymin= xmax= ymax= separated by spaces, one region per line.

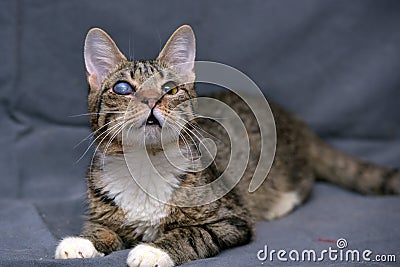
xmin=69 ymin=111 xmax=126 ymax=118
xmin=84 ymin=120 xmax=128 ymax=165
xmin=74 ymin=116 xmax=125 ymax=149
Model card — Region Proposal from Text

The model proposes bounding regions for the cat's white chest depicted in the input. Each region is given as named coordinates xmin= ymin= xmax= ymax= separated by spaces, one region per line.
xmin=100 ymin=147 xmax=185 ymax=241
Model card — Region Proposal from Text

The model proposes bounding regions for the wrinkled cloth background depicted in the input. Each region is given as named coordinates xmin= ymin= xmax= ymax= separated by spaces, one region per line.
xmin=0 ymin=0 xmax=399 ymax=266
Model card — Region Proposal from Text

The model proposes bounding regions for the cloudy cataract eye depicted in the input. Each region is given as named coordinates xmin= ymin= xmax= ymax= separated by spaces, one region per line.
xmin=113 ymin=82 xmax=134 ymax=95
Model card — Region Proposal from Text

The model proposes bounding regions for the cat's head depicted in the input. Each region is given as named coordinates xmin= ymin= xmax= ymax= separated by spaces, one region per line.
xmin=84 ymin=25 xmax=197 ymax=152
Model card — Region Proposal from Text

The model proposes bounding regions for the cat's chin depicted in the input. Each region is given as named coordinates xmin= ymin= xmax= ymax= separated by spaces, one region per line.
xmin=143 ymin=125 xmax=162 ymax=146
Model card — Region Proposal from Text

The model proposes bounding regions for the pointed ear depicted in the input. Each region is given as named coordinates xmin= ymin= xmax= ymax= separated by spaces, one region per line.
xmin=157 ymin=25 xmax=196 ymax=82
xmin=84 ymin=28 xmax=127 ymax=90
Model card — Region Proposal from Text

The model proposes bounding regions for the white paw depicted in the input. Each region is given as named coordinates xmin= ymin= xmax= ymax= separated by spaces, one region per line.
xmin=127 ymin=244 xmax=174 ymax=267
xmin=55 ymin=237 xmax=104 ymax=259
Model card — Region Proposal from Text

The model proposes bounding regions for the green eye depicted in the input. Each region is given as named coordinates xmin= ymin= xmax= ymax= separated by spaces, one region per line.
xmin=169 ymin=87 xmax=179 ymax=95
xmin=162 ymin=81 xmax=179 ymax=95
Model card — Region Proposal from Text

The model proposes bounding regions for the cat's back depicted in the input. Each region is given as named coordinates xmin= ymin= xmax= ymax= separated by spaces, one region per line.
xmin=199 ymin=91 xmax=311 ymax=173
xmin=197 ymin=91 xmax=314 ymax=220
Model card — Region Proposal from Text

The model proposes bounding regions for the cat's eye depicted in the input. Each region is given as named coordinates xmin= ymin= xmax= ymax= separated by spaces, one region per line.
xmin=162 ymin=81 xmax=179 ymax=95
xmin=113 ymin=82 xmax=134 ymax=95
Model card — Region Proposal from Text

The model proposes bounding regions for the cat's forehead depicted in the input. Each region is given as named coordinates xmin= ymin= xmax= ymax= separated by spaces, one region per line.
xmin=132 ymin=61 xmax=162 ymax=80
xmin=132 ymin=60 xmax=179 ymax=84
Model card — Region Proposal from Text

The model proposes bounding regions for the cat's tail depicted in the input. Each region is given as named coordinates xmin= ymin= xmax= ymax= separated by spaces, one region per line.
xmin=307 ymin=131 xmax=400 ymax=195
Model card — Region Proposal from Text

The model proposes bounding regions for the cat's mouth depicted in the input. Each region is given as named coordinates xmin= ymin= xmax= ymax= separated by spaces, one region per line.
xmin=146 ymin=112 xmax=161 ymax=127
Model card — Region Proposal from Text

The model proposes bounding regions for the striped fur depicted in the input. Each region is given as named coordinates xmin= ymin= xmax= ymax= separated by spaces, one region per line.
xmin=55 ymin=25 xmax=400 ymax=266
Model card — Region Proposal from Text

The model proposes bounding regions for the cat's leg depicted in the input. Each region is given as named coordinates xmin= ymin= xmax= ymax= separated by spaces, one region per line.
xmin=55 ymin=222 xmax=124 ymax=259
xmin=246 ymin=165 xmax=315 ymax=221
xmin=126 ymin=218 xmax=252 ymax=267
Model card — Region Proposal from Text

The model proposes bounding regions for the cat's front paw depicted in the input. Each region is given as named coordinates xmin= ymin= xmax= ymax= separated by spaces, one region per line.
xmin=55 ymin=237 xmax=104 ymax=259
xmin=127 ymin=244 xmax=174 ymax=267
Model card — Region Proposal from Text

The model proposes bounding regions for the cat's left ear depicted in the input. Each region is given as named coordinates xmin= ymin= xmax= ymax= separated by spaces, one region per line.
xmin=157 ymin=25 xmax=196 ymax=82
xmin=84 ymin=28 xmax=127 ymax=90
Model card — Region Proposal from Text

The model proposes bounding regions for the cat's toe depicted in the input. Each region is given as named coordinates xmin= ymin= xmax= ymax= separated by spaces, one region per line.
xmin=55 ymin=236 xmax=104 ymax=259
xmin=127 ymin=244 xmax=174 ymax=267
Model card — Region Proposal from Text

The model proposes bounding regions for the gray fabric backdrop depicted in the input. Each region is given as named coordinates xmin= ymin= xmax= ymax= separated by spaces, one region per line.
xmin=0 ymin=0 xmax=399 ymax=266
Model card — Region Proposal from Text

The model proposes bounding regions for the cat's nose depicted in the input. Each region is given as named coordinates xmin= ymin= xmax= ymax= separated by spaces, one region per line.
xmin=136 ymin=90 xmax=161 ymax=109
xmin=141 ymin=97 xmax=159 ymax=109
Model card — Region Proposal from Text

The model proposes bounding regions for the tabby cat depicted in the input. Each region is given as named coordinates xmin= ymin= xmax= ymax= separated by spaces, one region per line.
xmin=55 ymin=25 xmax=400 ymax=267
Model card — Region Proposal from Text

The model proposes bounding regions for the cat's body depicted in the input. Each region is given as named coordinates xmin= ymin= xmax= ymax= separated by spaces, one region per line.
xmin=55 ymin=25 xmax=400 ymax=267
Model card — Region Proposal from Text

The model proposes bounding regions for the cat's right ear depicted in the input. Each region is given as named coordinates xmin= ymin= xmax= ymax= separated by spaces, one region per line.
xmin=84 ymin=28 xmax=127 ymax=90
